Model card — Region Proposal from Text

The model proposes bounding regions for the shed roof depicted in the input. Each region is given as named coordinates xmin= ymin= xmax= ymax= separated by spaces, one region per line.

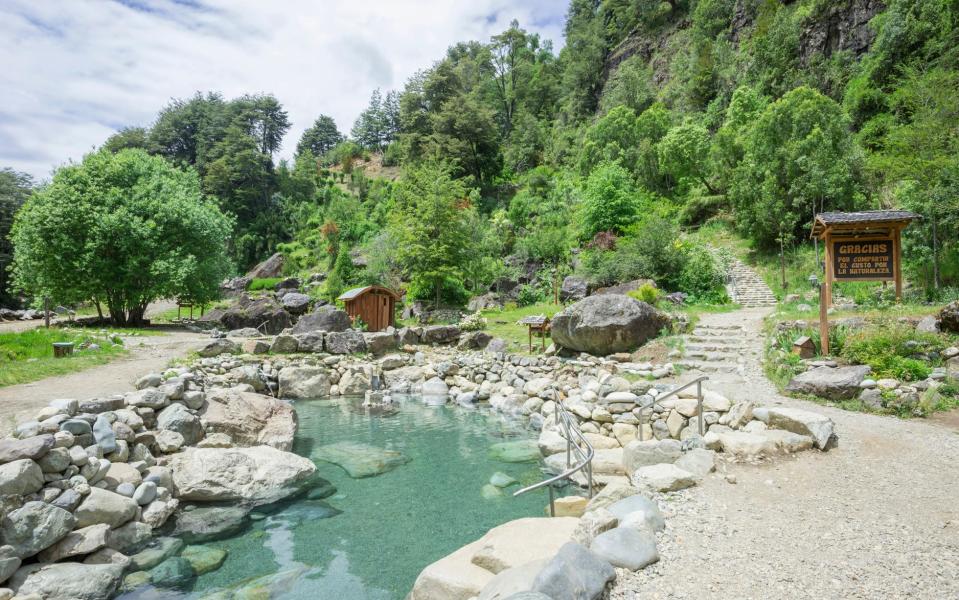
xmin=811 ymin=210 xmax=920 ymax=237
xmin=337 ymin=285 xmax=402 ymax=301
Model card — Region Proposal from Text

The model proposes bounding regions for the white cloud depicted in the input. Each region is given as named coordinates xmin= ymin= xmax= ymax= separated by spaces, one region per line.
xmin=0 ymin=0 xmax=566 ymax=180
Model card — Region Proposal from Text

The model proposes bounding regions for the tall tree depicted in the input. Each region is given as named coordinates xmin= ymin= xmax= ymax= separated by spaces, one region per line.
xmin=149 ymin=92 xmax=229 ymax=174
xmin=0 ymin=168 xmax=32 ymax=306
xmin=230 ymin=94 xmax=290 ymax=157
xmin=391 ymin=162 xmax=473 ymax=307
xmin=351 ymin=89 xmax=389 ymax=150
xmin=297 ymin=115 xmax=344 ymax=156
xmin=11 ymin=150 xmax=232 ymax=324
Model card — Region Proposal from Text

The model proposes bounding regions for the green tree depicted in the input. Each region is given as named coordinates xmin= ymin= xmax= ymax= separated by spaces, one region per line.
xmin=729 ymin=86 xmax=863 ymax=248
xmin=11 ymin=150 xmax=233 ymax=325
xmin=0 ymin=168 xmax=32 ymax=305
xmin=352 ymin=89 xmax=392 ymax=150
xmin=578 ymin=161 xmax=645 ymax=239
xmin=297 ymin=115 xmax=344 ymax=157
xmin=658 ymin=123 xmax=715 ymax=193
xmin=391 ymin=162 xmax=473 ymax=307
xmin=149 ymin=92 xmax=229 ymax=174
xmin=102 ymin=127 xmax=151 ymax=153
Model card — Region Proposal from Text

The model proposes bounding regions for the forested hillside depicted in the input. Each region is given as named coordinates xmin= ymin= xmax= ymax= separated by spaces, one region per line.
xmin=4 ymin=0 xmax=958 ymax=311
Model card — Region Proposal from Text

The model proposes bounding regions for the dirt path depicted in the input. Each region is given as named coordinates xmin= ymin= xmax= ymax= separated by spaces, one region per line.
xmin=609 ymin=307 xmax=959 ymax=599
xmin=0 ymin=329 xmax=207 ymax=435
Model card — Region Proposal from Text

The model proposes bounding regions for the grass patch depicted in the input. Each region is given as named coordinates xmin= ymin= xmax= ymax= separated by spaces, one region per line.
xmin=0 ymin=327 xmax=129 ymax=387
xmin=249 ymin=278 xmax=284 ymax=291
xmin=480 ymin=302 xmax=564 ymax=355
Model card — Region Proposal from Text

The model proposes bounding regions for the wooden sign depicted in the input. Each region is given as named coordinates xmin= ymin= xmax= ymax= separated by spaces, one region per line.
xmin=831 ymin=238 xmax=894 ymax=281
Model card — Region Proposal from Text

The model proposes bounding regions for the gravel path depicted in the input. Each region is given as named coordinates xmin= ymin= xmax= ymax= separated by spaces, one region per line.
xmin=607 ymin=308 xmax=959 ymax=599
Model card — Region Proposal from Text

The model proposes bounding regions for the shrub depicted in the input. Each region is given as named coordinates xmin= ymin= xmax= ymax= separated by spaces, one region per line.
xmin=516 ymin=284 xmax=546 ymax=307
xmin=458 ymin=311 xmax=487 ymax=332
xmin=249 ymin=278 xmax=283 ymax=292
xmin=628 ymin=283 xmax=661 ymax=306
xmin=840 ymin=323 xmax=942 ymax=381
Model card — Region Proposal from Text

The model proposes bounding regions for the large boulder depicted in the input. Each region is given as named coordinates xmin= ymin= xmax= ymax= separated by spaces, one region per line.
xmin=325 ymin=329 xmax=368 ymax=354
xmin=530 ymin=542 xmax=615 ymax=600
xmin=550 ymin=294 xmax=669 ymax=355
xmin=592 ymin=279 xmax=655 ymax=296
xmin=470 ymin=517 xmax=578 ymax=575
xmin=560 ymin=276 xmax=589 ymax=302
xmin=246 ymin=252 xmax=284 ymax=279
xmin=939 ymin=301 xmax=959 ymax=333
xmin=410 ymin=539 xmax=493 ymax=600
xmin=421 ymin=325 xmax=462 ymax=345
xmin=200 ymin=295 xmax=292 ymax=335
xmin=74 ymin=488 xmax=138 ymax=529
xmin=278 ymin=366 xmax=331 ymax=399
xmin=754 ymin=407 xmax=834 ymax=450
xmin=292 ymin=305 xmax=352 ymax=334
xmin=0 ymin=459 xmax=44 ymax=496
xmin=0 ymin=501 xmax=76 ymax=559
xmin=201 ymin=388 xmax=298 ymax=451
xmin=785 ymin=365 xmax=871 ymax=400
xmin=0 ymin=435 xmax=54 ymax=465
xmin=9 ymin=561 xmax=123 ymax=599
xmin=169 ymin=446 xmax=316 ymax=504
xmin=589 ymin=527 xmax=658 ymax=571
xmin=156 ymin=403 xmax=203 ymax=445
xmin=281 ymin=293 xmax=312 ymax=315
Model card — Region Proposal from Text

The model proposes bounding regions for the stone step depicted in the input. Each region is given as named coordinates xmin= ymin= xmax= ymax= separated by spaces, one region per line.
xmin=684 ymin=343 xmax=747 ymax=353
xmin=682 ymin=350 xmax=743 ymax=362
xmin=674 ymin=361 xmax=741 ymax=374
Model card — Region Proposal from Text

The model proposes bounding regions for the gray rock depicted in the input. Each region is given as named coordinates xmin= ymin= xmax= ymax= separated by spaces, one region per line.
xmin=571 ymin=508 xmax=618 ymax=547
xmin=550 ymin=295 xmax=669 ymax=356
xmin=590 ymin=527 xmax=659 ymax=571
xmin=606 ymin=495 xmax=665 ymax=532
xmin=486 ymin=338 xmax=509 ymax=353
xmin=421 ymin=325 xmax=461 ymax=345
xmin=365 ymin=332 xmax=398 ymax=355
xmin=0 ymin=501 xmax=76 ymax=559
xmin=197 ymin=338 xmax=240 ymax=358
xmin=133 ymin=481 xmax=157 ymax=506
xmin=36 ymin=523 xmax=110 ymax=563
xmin=9 ymin=562 xmax=123 ymax=600
xmin=156 ymin=403 xmax=203 ymax=445
xmin=325 ymin=329 xmax=368 ymax=354
xmin=632 ymin=463 xmax=698 ymax=492
xmin=478 ymin=559 xmax=549 ymax=600
xmin=939 ymin=300 xmax=959 ymax=333
xmin=78 ymin=397 xmax=125 ymax=413
xmin=530 ymin=542 xmax=615 ymax=600
xmin=292 ymin=305 xmax=351 ymax=334
xmin=36 ymin=447 xmax=70 ymax=473
xmin=115 ymin=482 xmax=136 ymax=497
xmin=168 ymin=446 xmax=316 ymax=504
xmin=172 ymin=505 xmax=249 ymax=543
xmin=149 ymin=556 xmax=196 ymax=588
xmin=92 ymin=415 xmax=117 ymax=454
xmin=49 ymin=398 xmax=79 ymax=415
xmin=0 ymin=435 xmax=54 ymax=465
xmin=758 ymin=407 xmax=835 ymax=450
xmin=396 ymin=327 xmax=421 ymax=345
xmin=293 ymin=331 xmax=325 ymax=353
xmin=622 ymin=439 xmax=682 ymax=472
xmin=674 ymin=448 xmax=716 ymax=477
xmin=560 ymin=276 xmax=589 ymax=302
xmin=59 ymin=419 xmax=93 ymax=436
xmin=105 ymin=522 xmax=153 ymax=555
xmin=422 ymin=377 xmax=450 ymax=405
xmin=74 ymin=488 xmax=138 ymax=529
xmin=51 ymin=488 xmax=83 ymax=511
xmin=129 ymin=537 xmax=184 ymax=571
xmin=124 ymin=388 xmax=168 ymax=410
xmin=270 ymin=334 xmax=299 ymax=354
xmin=0 ymin=460 xmax=43 ymax=496
xmin=280 ymin=292 xmax=312 ymax=314
xmin=916 ymin=314 xmax=940 ymax=333
xmin=135 ymin=373 xmax=162 ymax=389
xmin=199 ymin=294 xmax=292 ymax=334
xmin=278 ymin=366 xmax=331 ymax=399
xmin=0 ymin=545 xmax=20 ymax=584
xmin=785 ymin=365 xmax=872 ymax=400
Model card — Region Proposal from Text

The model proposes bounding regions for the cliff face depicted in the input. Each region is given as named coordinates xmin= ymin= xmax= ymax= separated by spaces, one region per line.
xmin=601 ymin=0 xmax=886 ymax=95
xmin=798 ymin=0 xmax=885 ymax=65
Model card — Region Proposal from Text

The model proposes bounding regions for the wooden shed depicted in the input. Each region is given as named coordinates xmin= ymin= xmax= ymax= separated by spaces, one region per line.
xmin=338 ymin=285 xmax=402 ymax=332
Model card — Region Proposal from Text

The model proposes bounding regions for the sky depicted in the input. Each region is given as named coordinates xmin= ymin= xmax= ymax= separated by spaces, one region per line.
xmin=0 ymin=0 xmax=567 ymax=181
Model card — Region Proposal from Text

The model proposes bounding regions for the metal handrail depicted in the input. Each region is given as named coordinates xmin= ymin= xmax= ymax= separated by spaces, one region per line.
xmin=638 ymin=376 xmax=710 ymax=441
xmin=514 ymin=401 xmax=594 ymax=516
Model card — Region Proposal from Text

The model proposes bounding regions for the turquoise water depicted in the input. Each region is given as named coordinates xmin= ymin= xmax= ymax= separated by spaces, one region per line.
xmin=120 ymin=396 xmax=552 ymax=599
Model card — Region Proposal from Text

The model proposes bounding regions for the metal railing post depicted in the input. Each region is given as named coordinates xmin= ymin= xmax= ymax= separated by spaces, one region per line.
xmin=697 ymin=380 xmax=704 ymax=436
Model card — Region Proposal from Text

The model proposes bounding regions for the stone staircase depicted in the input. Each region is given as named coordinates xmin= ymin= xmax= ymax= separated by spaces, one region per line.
xmin=726 ymin=258 xmax=777 ymax=307
xmin=673 ymin=324 xmax=751 ymax=377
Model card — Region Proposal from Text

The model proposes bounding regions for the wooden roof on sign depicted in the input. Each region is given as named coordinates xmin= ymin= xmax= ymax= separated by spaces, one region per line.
xmin=518 ymin=315 xmax=549 ymax=326
xmin=811 ymin=210 xmax=920 ymax=238
xmin=337 ymin=285 xmax=402 ymax=301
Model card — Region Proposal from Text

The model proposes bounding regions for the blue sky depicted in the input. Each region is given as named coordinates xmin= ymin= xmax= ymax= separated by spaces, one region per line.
xmin=0 ymin=0 xmax=567 ymax=180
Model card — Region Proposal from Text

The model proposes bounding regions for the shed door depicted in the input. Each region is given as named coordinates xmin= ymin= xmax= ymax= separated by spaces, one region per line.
xmin=379 ymin=295 xmax=389 ymax=331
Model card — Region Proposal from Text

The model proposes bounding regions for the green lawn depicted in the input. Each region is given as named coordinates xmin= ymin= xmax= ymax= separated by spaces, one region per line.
xmin=480 ymin=302 xmax=564 ymax=354
xmin=0 ymin=327 xmax=130 ymax=387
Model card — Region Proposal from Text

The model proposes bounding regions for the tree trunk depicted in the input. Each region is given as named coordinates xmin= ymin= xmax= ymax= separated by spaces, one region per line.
xmin=932 ymin=213 xmax=941 ymax=290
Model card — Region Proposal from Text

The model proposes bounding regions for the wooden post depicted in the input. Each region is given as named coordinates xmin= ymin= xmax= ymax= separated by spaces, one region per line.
xmin=528 ymin=326 xmax=533 ymax=354
xmin=893 ymin=228 xmax=903 ymax=302
xmin=823 ymin=230 xmax=833 ymax=308
xmin=819 ymin=284 xmax=829 ymax=356
xmin=43 ymin=297 xmax=50 ymax=329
